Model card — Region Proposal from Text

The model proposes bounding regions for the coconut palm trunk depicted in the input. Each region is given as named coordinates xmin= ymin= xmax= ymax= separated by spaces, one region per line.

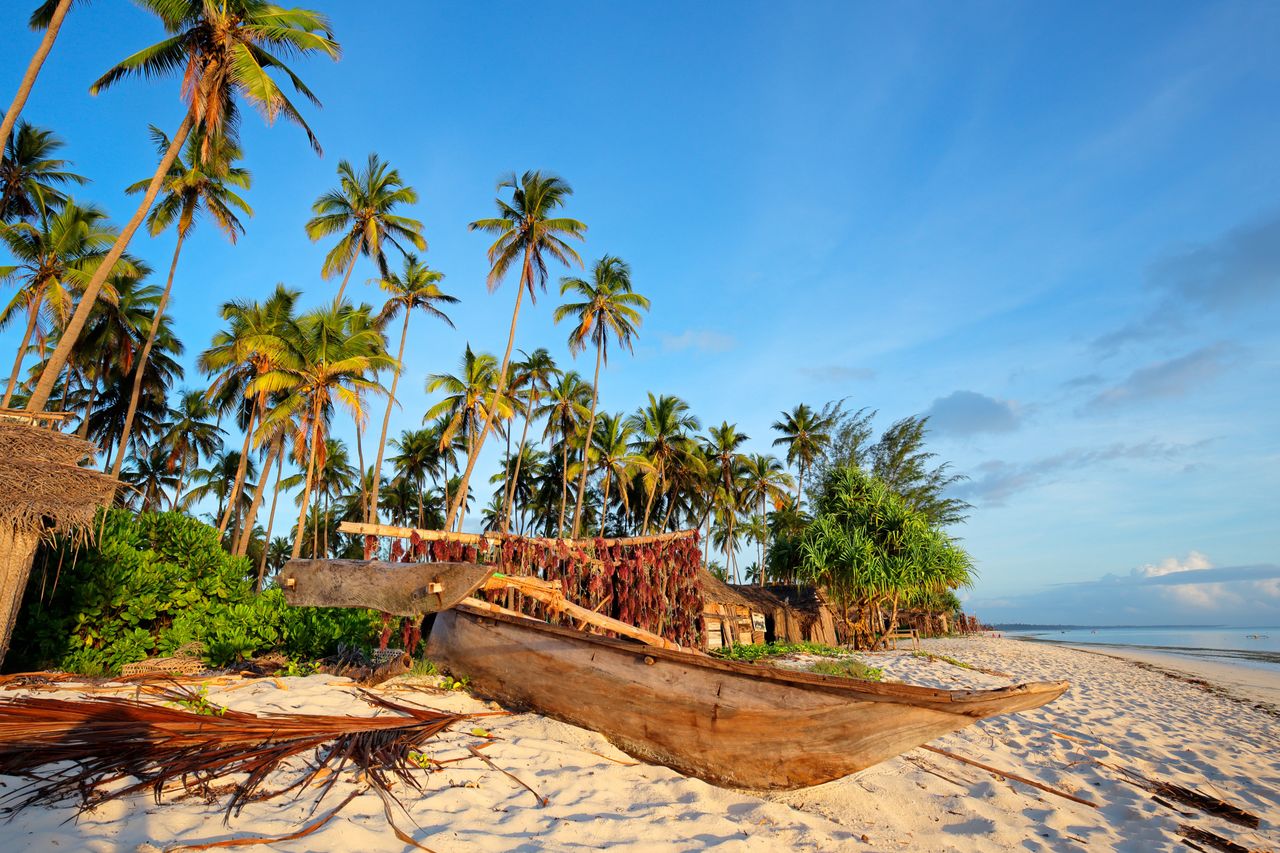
xmin=570 ymin=343 xmax=602 ymax=537
xmin=502 ymin=390 xmax=537 ymax=533
xmin=368 ymin=309 xmax=409 ymax=522
xmin=256 ymin=448 xmax=284 ymax=589
xmin=444 ymin=248 xmax=531 ymax=531
xmin=333 ymin=236 xmax=363 ymax=303
xmin=2 ymin=301 xmax=40 ymax=408
xmin=355 ymin=421 xmax=367 ymax=521
xmin=234 ymin=436 xmax=280 ymax=556
xmin=217 ymin=396 xmax=259 ymax=536
xmin=26 ymin=111 xmax=195 ymax=413
xmin=291 ymin=405 xmax=323 ymax=559
xmin=558 ymin=437 xmax=570 ymax=537
xmin=0 ymin=0 xmax=73 ymax=150
xmin=110 ymin=229 xmax=187 ymax=477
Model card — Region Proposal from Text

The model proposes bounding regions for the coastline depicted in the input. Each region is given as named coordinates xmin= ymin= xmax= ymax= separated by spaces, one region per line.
xmin=1061 ymin=642 xmax=1280 ymax=710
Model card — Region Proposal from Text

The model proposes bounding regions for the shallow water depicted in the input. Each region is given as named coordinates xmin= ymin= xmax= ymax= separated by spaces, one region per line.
xmin=1005 ymin=626 xmax=1280 ymax=673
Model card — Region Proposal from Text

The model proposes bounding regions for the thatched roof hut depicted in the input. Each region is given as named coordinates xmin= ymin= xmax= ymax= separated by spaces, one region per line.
xmin=726 ymin=584 xmax=841 ymax=647
xmin=697 ymin=570 xmax=765 ymax=649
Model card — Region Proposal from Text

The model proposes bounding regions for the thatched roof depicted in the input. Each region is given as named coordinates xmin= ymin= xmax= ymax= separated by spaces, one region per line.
xmin=728 ymin=584 xmax=830 ymax=620
xmin=0 ymin=421 xmax=117 ymax=537
xmin=697 ymin=570 xmax=756 ymax=610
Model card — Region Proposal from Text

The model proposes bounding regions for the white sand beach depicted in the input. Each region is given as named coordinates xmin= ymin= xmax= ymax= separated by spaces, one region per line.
xmin=1 ymin=637 xmax=1276 ymax=852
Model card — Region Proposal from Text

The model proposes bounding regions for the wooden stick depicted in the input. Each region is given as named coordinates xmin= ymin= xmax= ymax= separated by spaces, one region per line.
xmin=477 ymin=575 xmax=693 ymax=653
xmin=459 ymin=597 xmax=543 ymax=624
xmin=338 ymin=520 xmax=698 ymax=548
xmin=920 ymin=745 xmax=1098 ymax=808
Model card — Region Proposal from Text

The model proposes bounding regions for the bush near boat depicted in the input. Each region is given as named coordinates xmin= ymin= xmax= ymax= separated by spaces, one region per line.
xmin=9 ymin=509 xmax=381 ymax=675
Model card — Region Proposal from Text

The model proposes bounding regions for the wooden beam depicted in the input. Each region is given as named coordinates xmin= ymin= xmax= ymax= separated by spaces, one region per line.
xmin=481 ymin=574 xmax=696 ymax=653
xmin=279 ymin=559 xmax=494 ymax=615
xmin=338 ymin=520 xmax=698 ymax=548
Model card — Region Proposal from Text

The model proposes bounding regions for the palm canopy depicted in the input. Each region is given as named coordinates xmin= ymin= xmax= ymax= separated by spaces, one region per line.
xmin=90 ymin=0 xmax=340 ymax=153
xmin=0 ymin=122 xmax=87 ymax=222
xmin=376 ymin=255 xmax=456 ymax=328
xmin=306 ymin=153 xmax=425 ymax=283
xmin=126 ymin=127 xmax=252 ymax=240
xmin=553 ymin=255 xmax=650 ymax=361
xmin=468 ymin=170 xmax=586 ymax=300
xmin=771 ymin=402 xmax=836 ymax=503
xmin=425 ymin=345 xmax=511 ymax=452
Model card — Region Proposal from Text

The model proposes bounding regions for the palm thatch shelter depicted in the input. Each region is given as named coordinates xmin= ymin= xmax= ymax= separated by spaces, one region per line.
xmin=698 ymin=570 xmax=765 ymax=649
xmin=0 ymin=413 xmax=118 ymax=667
xmin=724 ymin=583 xmax=841 ymax=647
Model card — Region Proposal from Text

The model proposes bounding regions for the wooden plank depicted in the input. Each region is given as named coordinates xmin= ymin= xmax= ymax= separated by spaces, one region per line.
xmin=279 ymin=559 xmax=494 ymax=615
xmin=481 ymin=574 xmax=692 ymax=652
xmin=338 ymin=520 xmax=698 ymax=547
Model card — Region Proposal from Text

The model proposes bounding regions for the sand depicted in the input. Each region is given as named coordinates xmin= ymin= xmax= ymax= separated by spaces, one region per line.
xmin=0 ymin=638 xmax=1276 ymax=851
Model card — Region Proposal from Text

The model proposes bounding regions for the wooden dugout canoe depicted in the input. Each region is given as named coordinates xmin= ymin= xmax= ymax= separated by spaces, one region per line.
xmin=426 ymin=604 xmax=1069 ymax=790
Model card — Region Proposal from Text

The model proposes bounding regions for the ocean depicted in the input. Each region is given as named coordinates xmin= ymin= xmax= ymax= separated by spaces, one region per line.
xmin=1003 ymin=626 xmax=1280 ymax=673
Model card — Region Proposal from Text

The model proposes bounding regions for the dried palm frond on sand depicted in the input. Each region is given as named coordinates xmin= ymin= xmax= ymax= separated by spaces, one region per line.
xmin=0 ymin=687 xmax=496 ymax=849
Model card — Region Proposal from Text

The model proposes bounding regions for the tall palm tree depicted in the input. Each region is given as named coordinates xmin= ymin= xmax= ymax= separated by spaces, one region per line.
xmin=389 ymin=427 xmax=442 ymax=529
xmin=367 ymin=255 xmax=456 ymax=521
xmin=771 ymin=403 xmax=835 ymax=506
xmin=704 ymin=422 xmax=750 ymax=582
xmin=450 ymin=171 xmax=587 ymax=530
xmin=156 ymin=388 xmax=223 ymax=509
xmin=538 ymin=371 xmax=592 ymax=536
xmin=25 ymin=0 xmax=339 ymax=412
xmin=628 ymin=394 xmax=699 ymax=535
xmin=0 ymin=201 xmax=134 ymax=407
xmin=199 ymin=285 xmax=299 ymax=537
xmin=120 ymin=446 xmax=179 ymax=513
xmin=0 ymin=122 xmax=86 ymax=222
xmin=304 ymin=153 xmax=425 ymax=302
xmin=0 ymin=0 xmax=80 ymax=152
xmin=252 ymin=301 xmax=392 ymax=558
xmin=554 ymin=255 xmax=650 ymax=536
xmin=110 ymin=128 xmax=251 ymax=477
xmin=740 ymin=453 xmax=794 ymax=583
xmin=501 ymin=348 xmax=558 ymax=533
xmin=591 ymin=412 xmax=651 ymax=535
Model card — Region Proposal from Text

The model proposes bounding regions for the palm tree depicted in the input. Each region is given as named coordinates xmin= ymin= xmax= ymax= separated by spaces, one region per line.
xmin=771 ymin=403 xmax=835 ymax=507
xmin=740 ymin=453 xmax=794 ymax=583
xmin=110 ymin=128 xmax=251 ymax=477
xmin=304 ymin=153 xmax=425 ymax=302
xmin=554 ymin=255 xmax=650 ymax=536
xmin=628 ymin=394 xmax=699 ymax=535
xmin=0 ymin=201 xmax=135 ymax=407
xmin=0 ymin=122 xmax=87 ymax=222
xmin=367 ymin=255 xmax=456 ymax=521
xmin=156 ymin=389 xmax=223 ymax=509
xmin=501 ymin=348 xmax=558 ymax=533
xmin=704 ymin=422 xmax=750 ymax=582
xmin=449 ymin=171 xmax=587 ymax=530
xmin=0 ymin=0 xmax=79 ymax=152
xmin=389 ymin=427 xmax=442 ymax=529
xmin=120 ymin=446 xmax=179 ymax=513
xmin=185 ymin=449 xmax=256 ymax=523
xmin=252 ymin=301 xmax=392 ymax=558
xmin=538 ymin=371 xmax=592 ymax=536
xmin=25 ymin=0 xmax=338 ymax=412
xmin=199 ymin=285 xmax=299 ymax=538
xmin=591 ymin=412 xmax=651 ymax=535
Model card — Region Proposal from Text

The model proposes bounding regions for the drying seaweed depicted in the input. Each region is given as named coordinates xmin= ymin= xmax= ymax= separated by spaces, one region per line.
xmin=1177 ymin=824 xmax=1257 ymax=853
xmin=0 ymin=687 xmax=487 ymax=823
xmin=1101 ymin=762 xmax=1260 ymax=829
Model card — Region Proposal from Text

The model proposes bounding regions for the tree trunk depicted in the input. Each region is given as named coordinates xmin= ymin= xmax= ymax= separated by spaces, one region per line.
xmin=443 ymin=244 xmax=532 ymax=531
xmin=0 ymin=525 xmax=40 ymax=668
xmin=1 ymin=300 xmax=40 ymax=408
xmin=217 ymin=395 xmax=258 ymax=536
xmin=234 ymin=436 xmax=280 ymax=556
xmin=76 ymin=381 xmax=95 ymax=439
xmin=502 ymin=391 xmax=536 ymax=534
xmin=355 ymin=420 xmax=367 ymax=522
xmin=256 ymin=447 xmax=285 ymax=590
xmin=26 ymin=111 xmax=195 ymax=412
xmin=290 ymin=404 xmax=322 ymax=559
xmin=0 ymin=0 xmax=74 ymax=153
xmin=797 ymin=462 xmax=806 ymax=508
xmin=599 ymin=468 xmax=612 ymax=536
xmin=557 ymin=437 xmax=569 ymax=537
xmin=111 ymin=228 xmax=186 ymax=478
xmin=570 ymin=342 xmax=603 ymax=537
xmin=333 ymin=237 xmax=362 ymax=303
xmin=368 ymin=309 xmax=409 ymax=523
xmin=641 ymin=467 xmax=660 ymax=535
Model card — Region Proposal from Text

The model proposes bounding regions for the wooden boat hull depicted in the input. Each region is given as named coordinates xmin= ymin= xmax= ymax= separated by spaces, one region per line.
xmin=280 ymin=559 xmax=494 ymax=616
xmin=426 ymin=605 xmax=1069 ymax=790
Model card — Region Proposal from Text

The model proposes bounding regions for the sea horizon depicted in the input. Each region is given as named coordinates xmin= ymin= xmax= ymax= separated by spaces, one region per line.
xmin=1001 ymin=625 xmax=1280 ymax=673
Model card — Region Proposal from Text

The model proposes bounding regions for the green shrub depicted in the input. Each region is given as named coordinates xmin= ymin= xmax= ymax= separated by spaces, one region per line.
xmin=808 ymin=659 xmax=883 ymax=681
xmin=711 ymin=640 xmax=847 ymax=662
xmin=9 ymin=509 xmax=381 ymax=674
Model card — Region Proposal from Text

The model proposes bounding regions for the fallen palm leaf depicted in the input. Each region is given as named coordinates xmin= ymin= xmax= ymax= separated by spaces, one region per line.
xmin=0 ymin=687 xmax=487 ymax=824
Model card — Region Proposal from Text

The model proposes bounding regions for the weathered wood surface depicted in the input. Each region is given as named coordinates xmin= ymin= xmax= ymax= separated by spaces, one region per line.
xmin=280 ymin=559 xmax=494 ymax=615
xmin=338 ymin=520 xmax=697 ymax=547
xmin=425 ymin=605 xmax=1070 ymax=790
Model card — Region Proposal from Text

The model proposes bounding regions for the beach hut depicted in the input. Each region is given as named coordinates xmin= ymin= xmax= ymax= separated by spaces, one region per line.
xmin=698 ymin=571 xmax=765 ymax=649
xmin=724 ymin=584 xmax=841 ymax=647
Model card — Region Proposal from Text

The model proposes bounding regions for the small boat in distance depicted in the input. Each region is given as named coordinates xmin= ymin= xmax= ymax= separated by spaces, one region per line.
xmin=1246 ymin=634 xmax=1269 ymax=640
xmin=426 ymin=603 xmax=1070 ymax=790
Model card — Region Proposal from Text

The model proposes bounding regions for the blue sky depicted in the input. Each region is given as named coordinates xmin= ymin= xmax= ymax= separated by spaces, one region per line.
xmin=3 ymin=1 xmax=1277 ymax=624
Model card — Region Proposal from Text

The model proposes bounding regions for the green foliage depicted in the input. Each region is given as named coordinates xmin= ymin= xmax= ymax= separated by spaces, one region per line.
xmin=807 ymin=659 xmax=883 ymax=681
xmin=912 ymin=650 xmax=974 ymax=670
xmin=10 ymin=510 xmax=381 ymax=675
xmin=170 ymin=686 xmax=227 ymax=716
xmin=711 ymin=640 xmax=847 ymax=662
xmin=408 ymin=657 xmax=440 ymax=676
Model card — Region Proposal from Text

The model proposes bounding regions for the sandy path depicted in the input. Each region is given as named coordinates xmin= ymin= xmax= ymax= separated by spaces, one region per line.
xmin=0 ymin=638 xmax=1276 ymax=851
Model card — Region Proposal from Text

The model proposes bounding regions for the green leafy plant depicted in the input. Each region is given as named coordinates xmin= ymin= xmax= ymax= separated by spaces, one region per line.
xmin=911 ymin=650 xmax=974 ymax=670
xmin=808 ymin=659 xmax=882 ymax=681
xmin=711 ymin=640 xmax=847 ymax=662
xmin=10 ymin=510 xmax=382 ymax=675
xmin=170 ymin=686 xmax=227 ymax=716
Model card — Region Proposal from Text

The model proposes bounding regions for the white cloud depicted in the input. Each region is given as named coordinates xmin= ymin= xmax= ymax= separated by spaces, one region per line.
xmin=660 ymin=329 xmax=735 ymax=353
xmin=1133 ymin=550 xmax=1213 ymax=578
